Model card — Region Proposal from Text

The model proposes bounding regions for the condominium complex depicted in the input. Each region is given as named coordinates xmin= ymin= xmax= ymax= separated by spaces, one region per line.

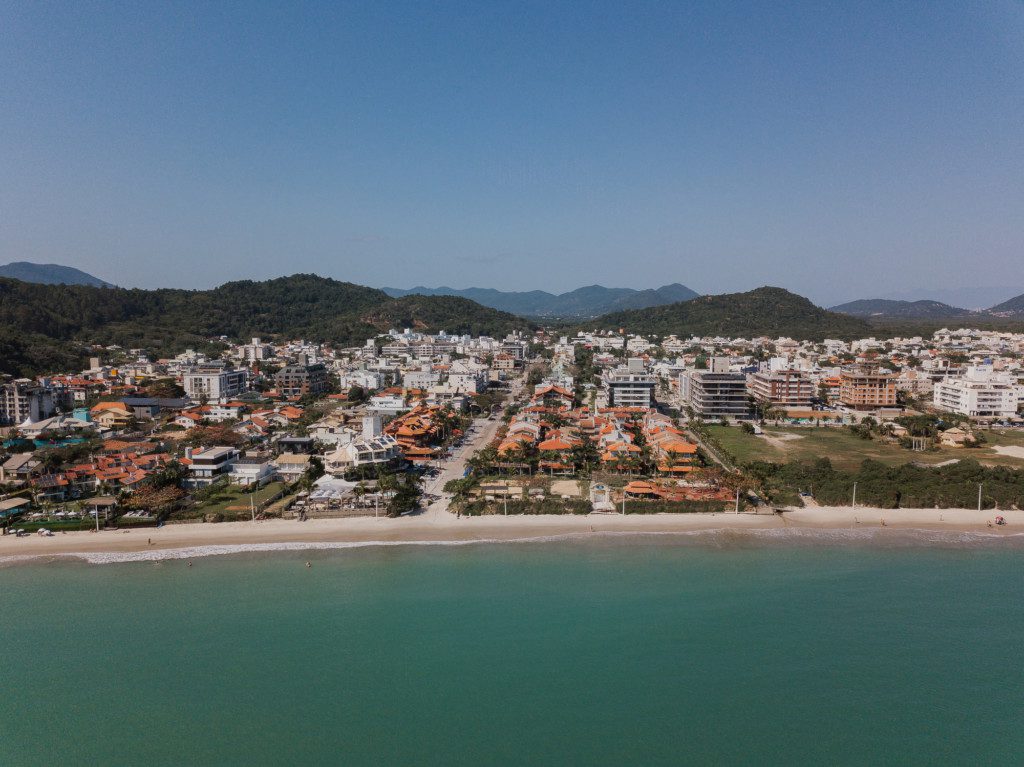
xmin=748 ymin=369 xmax=814 ymax=408
xmin=0 ymin=379 xmax=55 ymax=426
xmin=839 ymin=363 xmax=897 ymax=410
xmin=183 ymin=362 xmax=248 ymax=403
xmin=603 ymin=359 xmax=656 ymax=408
xmin=679 ymin=358 xmax=750 ymax=419
xmin=275 ymin=358 xmax=328 ymax=398
xmin=933 ymin=366 xmax=1021 ymax=420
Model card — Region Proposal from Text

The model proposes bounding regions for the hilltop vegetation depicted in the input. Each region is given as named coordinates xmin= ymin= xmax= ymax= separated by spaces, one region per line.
xmin=585 ymin=287 xmax=873 ymax=341
xmin=0 ymin=274 xmax=533 ymax=376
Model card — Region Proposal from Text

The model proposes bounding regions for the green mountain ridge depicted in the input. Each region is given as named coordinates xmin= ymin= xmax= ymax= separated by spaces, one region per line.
xmin=585 ymin=286 xmax=874 ymax=341
xmin=0 ymin=274 xmax=533 ymax=377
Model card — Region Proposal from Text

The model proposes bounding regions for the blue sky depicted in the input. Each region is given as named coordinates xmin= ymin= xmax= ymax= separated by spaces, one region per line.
xmin=2 ymin=0 xmax=1023 ymax=305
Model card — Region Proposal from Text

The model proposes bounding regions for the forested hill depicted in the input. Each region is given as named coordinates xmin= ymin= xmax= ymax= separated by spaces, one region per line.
xmin=585 ymin=287 xmax=874 ymax=341
xmin=0 ymin=274 xmax=533 ymax=376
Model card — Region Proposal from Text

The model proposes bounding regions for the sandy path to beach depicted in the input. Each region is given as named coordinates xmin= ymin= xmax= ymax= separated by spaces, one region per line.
xmin=2 ymin=507 xmax=1020 ymax=560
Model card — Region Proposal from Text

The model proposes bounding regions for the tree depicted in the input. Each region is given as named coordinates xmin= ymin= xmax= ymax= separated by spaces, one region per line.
xmin=570 ymin=436 xmax=600 ymax=475
xmin=385 ymin=473 xmax=421 ymax=517
xmin=301 ymin=456 xmax=325 ymax=489
xmin=124 ymin=484 xmax=185 ymax=517
xmin=141 ymin=377 xmax=185 ymax=399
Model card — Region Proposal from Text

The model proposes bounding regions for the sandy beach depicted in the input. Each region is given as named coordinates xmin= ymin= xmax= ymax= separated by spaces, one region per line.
xmin=2 ymin=507 xmax=1021 ymax=562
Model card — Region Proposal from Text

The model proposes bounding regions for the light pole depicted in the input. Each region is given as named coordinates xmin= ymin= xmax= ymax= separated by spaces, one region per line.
xmin=852 ymin=482 xmax=857 ymax=509
xmin=978 ymin=482 xmax=983 ymax=512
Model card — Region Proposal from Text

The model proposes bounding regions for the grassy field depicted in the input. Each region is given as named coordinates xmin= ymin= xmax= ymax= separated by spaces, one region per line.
xmin=705 ymin=425 xmax=1024 ymax=472
xmin=196 ymin=482 xmax=288 ymax=517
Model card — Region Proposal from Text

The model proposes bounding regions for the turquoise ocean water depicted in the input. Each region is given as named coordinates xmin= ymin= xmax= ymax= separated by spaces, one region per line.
xmin=2 ymin=534 xmax=1023 ymax=765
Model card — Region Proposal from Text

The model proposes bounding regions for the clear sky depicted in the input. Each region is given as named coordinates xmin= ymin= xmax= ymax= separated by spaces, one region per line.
xmin=2 ymin=1 xmax=1023 ymax=305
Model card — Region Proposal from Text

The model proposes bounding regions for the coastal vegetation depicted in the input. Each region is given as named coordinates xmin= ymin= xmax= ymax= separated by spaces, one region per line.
xmin=749 ymin=457 xmax=1024 ymax=510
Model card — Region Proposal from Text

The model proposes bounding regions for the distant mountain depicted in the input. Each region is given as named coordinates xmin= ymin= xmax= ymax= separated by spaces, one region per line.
xmin=988 ymin=292 xmax=1024 ymax=316
xmin=587 ymin=287 xmax=873 ymax=341
xmin=0 ymin=274 xmax=533 ymax=376
xmin=0 ymin=261 xmax=113 ymax=287
xmin=381 ymin=283 xmax=700 ymax=318
xmin=878 ymin=286 xmax=1024 ymax=311
xmin=829 ymin=298 xmax=970 ymax=319
xmin=830 ymin=294 xmax=1024 ymax=325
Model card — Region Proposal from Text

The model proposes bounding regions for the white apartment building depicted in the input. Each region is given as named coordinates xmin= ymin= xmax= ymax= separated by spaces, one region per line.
xmin=183 ymin=362 xmax=248 ymax=403
xmin=747 ymin=369 xmax=814 ymax=408
xmin=447 ymin=361 xmax=488 ymax=394
xmin=337 ymin=370 xmax=383 ymax=391
xmin=0 ymin=379 xmax=55 ymax=426
xmin=679 ymin=358 xmax=751 ymax=419
xmin=603 ymin=359 xmax=656 ymax=408
xmin=403 ymin=369 xmax=442 ymax=389
xmin=239 ymin=337 xmax=273 ymax=362
xmin=932 ymin=366 xmax=1022 ymax=421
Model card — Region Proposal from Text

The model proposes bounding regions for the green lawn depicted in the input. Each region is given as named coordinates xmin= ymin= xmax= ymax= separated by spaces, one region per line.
xmin=706 ymin=425 xmax=1024 ymax=473
xmin=196 ymin=482 xmax=287 ymax=517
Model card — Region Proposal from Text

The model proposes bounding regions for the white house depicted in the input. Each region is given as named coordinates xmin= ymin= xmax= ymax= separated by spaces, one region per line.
xmin=230 ymin=457 xmax=276 ymax=487
xmin=184 ymin=446 xmax=240 ymax=487
xmin=323 ymin=434 xmax=400 ymax=474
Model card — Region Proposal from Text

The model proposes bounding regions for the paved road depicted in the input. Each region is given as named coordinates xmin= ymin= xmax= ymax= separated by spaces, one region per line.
xmin=420 ymin=378 xmax=523 ymax=519
xmin=420 ymin=415 xmax=504 ymax=518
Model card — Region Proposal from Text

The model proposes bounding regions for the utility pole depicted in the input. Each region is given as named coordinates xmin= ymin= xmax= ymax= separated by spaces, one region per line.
xmin=735 ymin=487 xmax=740 ymax=514
xmin=852 ymin=482 xmax=857 ymax=508
xmin=978 ymin=483 xmax=983 ymax=512
xmin=622 ymin=494 xmax=626 ymax=516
